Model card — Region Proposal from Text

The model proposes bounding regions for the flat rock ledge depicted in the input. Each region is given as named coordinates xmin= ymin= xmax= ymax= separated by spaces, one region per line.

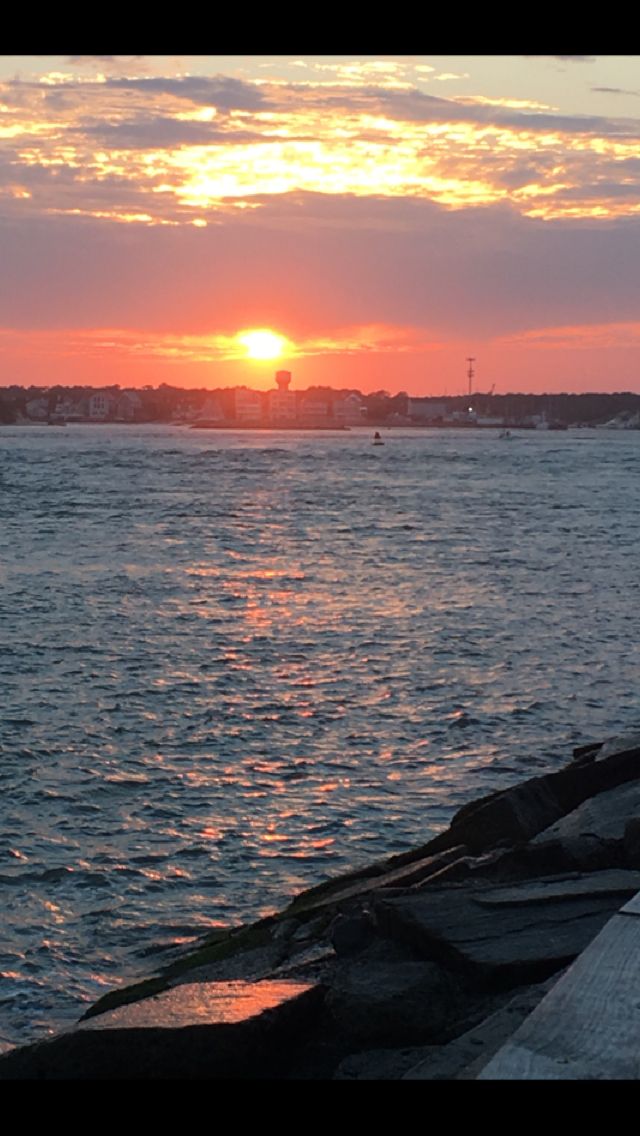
xmin=3 ymin=728 xmax=640 ymax=1080
xmin=0 ymin=980 xmax=322 ymax=1080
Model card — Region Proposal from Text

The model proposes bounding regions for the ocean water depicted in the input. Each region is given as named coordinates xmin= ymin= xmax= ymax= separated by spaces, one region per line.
xmin=1 ymin=423 xmax=639 ymax=1048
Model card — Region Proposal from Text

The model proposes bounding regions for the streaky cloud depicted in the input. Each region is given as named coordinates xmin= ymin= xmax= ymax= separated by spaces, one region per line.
xmin=592 ymin=86 xmax=640 ymax=98
xmin=104 ymin=75 xmax=267 ymax=110
xmin=78 ymin=116 xmax=267 ymax=149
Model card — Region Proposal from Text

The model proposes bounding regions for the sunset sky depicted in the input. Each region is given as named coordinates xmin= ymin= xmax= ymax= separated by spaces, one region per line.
xmin=1 ymin=54 xmax=640 ymax=394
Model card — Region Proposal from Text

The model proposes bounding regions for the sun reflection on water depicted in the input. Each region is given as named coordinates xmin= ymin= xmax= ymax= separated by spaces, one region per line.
xmin=5 ymin=427 xmax=640 ymax=1050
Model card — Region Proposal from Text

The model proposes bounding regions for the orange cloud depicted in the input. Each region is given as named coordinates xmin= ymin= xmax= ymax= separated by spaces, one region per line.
xmin=498 ymin=321 xmax=640 ymax=350
xmin=1 ymin=71 xmax=640 ymax=226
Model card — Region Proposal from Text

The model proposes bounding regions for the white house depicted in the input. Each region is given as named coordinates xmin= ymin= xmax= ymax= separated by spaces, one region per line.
xmin=25 ymin=397 xmax=48 ymax=420
xmin=89 ymin=392 xmax=117 ymax=419
xmin=333 ymin=393 xmax=365 ymax=425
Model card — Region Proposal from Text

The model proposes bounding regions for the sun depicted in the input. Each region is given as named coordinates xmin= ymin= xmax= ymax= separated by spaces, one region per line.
xmin=237 ymin=328 xmax=288 ymax=361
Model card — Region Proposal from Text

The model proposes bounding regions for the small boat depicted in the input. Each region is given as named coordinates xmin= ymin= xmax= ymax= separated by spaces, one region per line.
xmin=499 ymin=429 xmax=512 ymax=439
xmin=372 ymin=431 xmax=384 ymax=446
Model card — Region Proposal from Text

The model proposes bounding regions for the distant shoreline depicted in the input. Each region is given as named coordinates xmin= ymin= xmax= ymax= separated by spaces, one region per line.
xmin=2 ymin=420 xmax=573 ymax=431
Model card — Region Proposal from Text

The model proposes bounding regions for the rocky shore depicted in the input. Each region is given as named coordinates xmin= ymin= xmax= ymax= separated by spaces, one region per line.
xmin=3 ymin=729 xmax=640 ymax=1079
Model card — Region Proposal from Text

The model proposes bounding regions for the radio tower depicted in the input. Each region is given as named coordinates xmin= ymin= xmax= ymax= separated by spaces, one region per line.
xmin=466 ymin=356 xmax=475 ymax=398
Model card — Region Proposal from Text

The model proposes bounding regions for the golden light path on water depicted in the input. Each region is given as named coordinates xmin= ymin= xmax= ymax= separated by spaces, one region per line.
xmin=2 ymin=425 xmax=640 ymax=1049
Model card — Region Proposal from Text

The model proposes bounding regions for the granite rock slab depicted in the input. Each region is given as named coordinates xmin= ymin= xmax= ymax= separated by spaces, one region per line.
xmin=596 ymin=731 xmax=640 ymax=761
xmin=325 ymin=945 xmax=461 ymax=1044
xmin=375 ymin=870 xmax=640 ymax=982
xmin=532 ymin=779 xmax=640 ymax=865
xmin=431 ymin=743 xmax=640 ymax=857
xmin=0 ymin=979 xmax=323 ymax=1080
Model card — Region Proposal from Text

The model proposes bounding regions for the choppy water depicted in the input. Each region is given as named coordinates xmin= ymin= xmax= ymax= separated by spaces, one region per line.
xmin=1 ymin=423 xmax=639 ymax=1048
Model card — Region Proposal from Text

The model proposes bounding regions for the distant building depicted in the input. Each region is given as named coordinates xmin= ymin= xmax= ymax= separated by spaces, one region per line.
xmin=333 ymin=393 xmax=365 ymax=426
xmin=408 ymin=398 xmax=448 ymax=423
xmin=56 ymin=397 xmax=84 ymax=422
xmin=450 ymin=407 xmax=476 ymax=423
xmin=115 ymin=390 xmax=143 ymax=421
xmin=234 ymin=387 xmax=263 ymax=425
xmin=299 ymin=393 xmax=330 ymax=424
xmin=25 ymin=397 xmax=48 ymax=421
xmin=197 ymin=395 xmax=226 ymax=423
xmin=267 ymin=370 xmax=297 ymax=424
xmin=89 ymin=392 xmax=117 ymax=420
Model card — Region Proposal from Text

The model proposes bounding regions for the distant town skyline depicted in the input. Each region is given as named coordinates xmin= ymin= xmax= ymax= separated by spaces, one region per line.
xmin=1 ymin=55 xmax=639 ymax=394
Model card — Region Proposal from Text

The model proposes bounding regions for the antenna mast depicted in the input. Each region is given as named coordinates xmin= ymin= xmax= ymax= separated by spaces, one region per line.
xmin=466 ymin=357 xmax=475 ymax=398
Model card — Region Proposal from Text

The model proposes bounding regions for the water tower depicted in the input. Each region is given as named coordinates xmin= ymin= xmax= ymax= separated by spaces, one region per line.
xmin=270 ymin=370 xmax=296 ymax=423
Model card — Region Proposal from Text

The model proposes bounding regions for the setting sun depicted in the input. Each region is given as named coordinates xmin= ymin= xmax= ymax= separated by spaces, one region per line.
xmin=237 ymin=329 xmax=288 ymax=361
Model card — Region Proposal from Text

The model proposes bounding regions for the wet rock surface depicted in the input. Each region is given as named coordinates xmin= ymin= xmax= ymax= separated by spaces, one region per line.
xmin=3 ymin=728 xmax=640 ymax=1079
xmin=0 ymin=980 xmax=323 ymax=1080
